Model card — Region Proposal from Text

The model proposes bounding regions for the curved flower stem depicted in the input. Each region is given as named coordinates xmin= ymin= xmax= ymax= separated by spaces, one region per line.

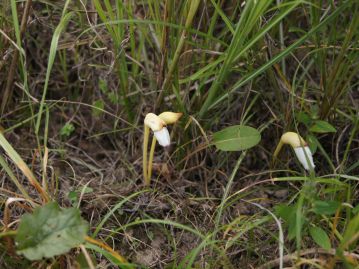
xmin=273 ymin=140 xmax=284 ymax=160
xmin=147 ymin=136 xmax=157 ymax=183
xmin=271 ymin=140 xmax=284 ymax=180
xmin=143 ymin=126 xmax=150 ymax=186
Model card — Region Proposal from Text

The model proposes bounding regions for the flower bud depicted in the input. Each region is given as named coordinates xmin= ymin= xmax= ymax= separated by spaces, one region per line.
xmin=158 ymin=112 xmax=183 ymax=125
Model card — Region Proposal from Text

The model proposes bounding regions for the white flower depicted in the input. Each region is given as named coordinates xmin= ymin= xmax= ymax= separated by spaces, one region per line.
xmin=144 ymin=113 xmax=172 ymax=147
xmin=293 ymin=146 xmax=315 ymax=171
xmin=274 ymin=132 xmax=316 ymax=171
xmin=154 ymin=127 xmax=171 ymax=147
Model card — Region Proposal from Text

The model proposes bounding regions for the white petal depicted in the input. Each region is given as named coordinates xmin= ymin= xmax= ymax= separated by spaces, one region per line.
xmin=154 ymin=127 xmax=170 ymax=147
xmin=293 ymin=146 xmax=315 ymax=171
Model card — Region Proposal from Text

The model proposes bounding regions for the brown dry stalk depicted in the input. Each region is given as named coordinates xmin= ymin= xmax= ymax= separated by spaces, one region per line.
xmin=85 ymin=236 xmax=129 ymax=265
xmin=1 ymin=0 xmax=33 ymax=114
xmin=16 ymin=161 xmax=50 ymax=202
xmin=3 ymin=202 xmax=15 ymax=254
xmin=3 ymin=198 xmax=29 ymax=255
xmin=0 ymin=132 xmax=50 ymax=202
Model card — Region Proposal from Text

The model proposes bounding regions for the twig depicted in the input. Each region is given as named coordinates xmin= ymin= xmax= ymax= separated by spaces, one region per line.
xmin=1 ymin=0 xmax=33 ymax=114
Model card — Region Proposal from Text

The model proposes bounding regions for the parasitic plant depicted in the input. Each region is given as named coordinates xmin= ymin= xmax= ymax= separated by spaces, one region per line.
xmin=143 ymin=112 xmax=182 ymax=185
xmin=273 ymin=132 xmax=315 ymax=171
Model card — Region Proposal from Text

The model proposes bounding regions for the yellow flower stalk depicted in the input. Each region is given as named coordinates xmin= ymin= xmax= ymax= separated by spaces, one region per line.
xmin=143 ymin=112 xmax=182 ymax=185
xmin=273 ymin=132 xmax=315 ymax=171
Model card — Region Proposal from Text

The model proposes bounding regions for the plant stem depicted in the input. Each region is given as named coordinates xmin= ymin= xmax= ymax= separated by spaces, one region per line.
xmin=273 ymin=140 xmax=284 ymax=160
xmin=147 ymin=136 xmax=157 ymax=183
xmin=0 ymin=230 xmax=17 ymax=239
xmin=143 ymin=126 xmax=150 ymax=185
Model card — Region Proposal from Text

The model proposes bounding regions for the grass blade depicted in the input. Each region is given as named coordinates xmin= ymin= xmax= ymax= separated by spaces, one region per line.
xmin=35 ymin=11 xmax=73 ymax=134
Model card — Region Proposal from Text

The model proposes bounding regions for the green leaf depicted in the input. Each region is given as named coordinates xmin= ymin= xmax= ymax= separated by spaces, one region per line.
xmin=275 ymin=204 xmax=304 ymax=240
xmin=309 ymin=226 xmax=331 ymax=250
xmin=312 ymin=200 xmax=340 ymax=215
xmin=310 ymin=120 xmax=336 ymax=133
xmin=60 ymin=123 xmax=75 ymax=137
xmin=307 ymin=134 xmax=319 ymax=154
xmin=296 ymin=111 xmax=311 ymax=125
xmin=341 ymin=213 xmax=359 ymax=250
xmin=352 ymin=204 xmax=359 ymax=215
xmin=16 ymin=202 xmax=88 ymax=260
xmin=212 ymin=125 xmax=261 ymax=151
xmin=99 ymin=79 xmax=108 ymax=93
xmin=275 ymin=204 xmax=294 ymax=223
xmin=80 ymin=186 xmax=94 ymax=194
xmin=92 ymin=99 xmax=104 ymax=117
xmin=108 ymin=92 xmax=119 ymax=104
xmin=35 ymin=12 xmax=74 ymax=133
xmin=68 ymin=191 xmax=78 ymax=207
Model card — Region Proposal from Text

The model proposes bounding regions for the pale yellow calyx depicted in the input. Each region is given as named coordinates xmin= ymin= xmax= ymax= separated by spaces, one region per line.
xmin=144 ymin=113 xmax=166 ymax=131
xmin=281 ymin=132 xmax=307 ymax=148
xmin=158 ymin=112 xmax=183 ymax=125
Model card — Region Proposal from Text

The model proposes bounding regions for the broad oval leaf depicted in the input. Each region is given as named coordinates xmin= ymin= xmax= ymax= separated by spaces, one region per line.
xmin=16 ymin=202 xmax=88 ymax=260
xmin=213 ymin=125 xmax=261 ymax=151
xmin=309 ymin=226 xmax=331 ymax=250
xmin=296 ymin=111 xmax=311 ymax=125
xmin=312 ymin=200 xmax=340 ymax=215
xmin=307 ymin=134 xmax=319 ymax=154
xmin=310 ymin=120 xmax=336 ymax=133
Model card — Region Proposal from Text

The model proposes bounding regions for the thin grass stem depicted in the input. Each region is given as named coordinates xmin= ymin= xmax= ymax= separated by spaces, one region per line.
xmin=155 ymin=0 xmax=201 ymax=107
xmin=213 ymin=151 xmax=247 ymax=241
